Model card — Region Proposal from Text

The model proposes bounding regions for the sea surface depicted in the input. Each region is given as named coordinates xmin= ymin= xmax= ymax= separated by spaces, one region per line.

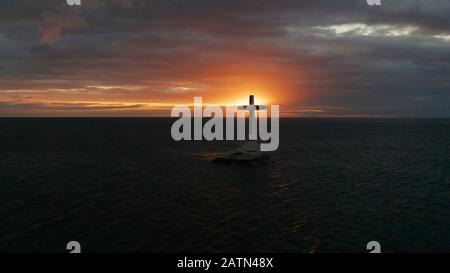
xmin=0 ymin=118 xmax=449 ymax=253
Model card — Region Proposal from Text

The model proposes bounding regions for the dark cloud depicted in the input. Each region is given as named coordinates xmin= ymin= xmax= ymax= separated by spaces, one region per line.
xmin=0 ymin=101 xmax=145 ymax=111
xmin=0 ymin=0 xmax=449 ymax=116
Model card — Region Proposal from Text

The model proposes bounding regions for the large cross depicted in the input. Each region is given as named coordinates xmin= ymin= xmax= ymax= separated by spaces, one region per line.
xmin=238 ymin=95 xmax=267 ymax=140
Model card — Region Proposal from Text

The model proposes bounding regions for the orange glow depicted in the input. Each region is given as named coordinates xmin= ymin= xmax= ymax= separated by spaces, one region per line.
xmin=0 ymin=60 xmax=308 ymax=117
xmin=41 ymin=26 xmax=62 ymax=44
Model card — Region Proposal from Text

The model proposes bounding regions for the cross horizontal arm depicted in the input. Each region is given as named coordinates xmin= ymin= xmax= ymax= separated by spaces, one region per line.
xmin=237 ymin=105 xmax=267 ymax=111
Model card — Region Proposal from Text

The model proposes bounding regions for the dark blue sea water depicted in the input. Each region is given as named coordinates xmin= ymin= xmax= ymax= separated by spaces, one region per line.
xmin=0 ymin=118 xmax=449 ymax=253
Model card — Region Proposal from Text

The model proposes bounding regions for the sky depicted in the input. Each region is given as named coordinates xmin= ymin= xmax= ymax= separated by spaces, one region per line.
xmin=0 ymin=0 xmax=449 ymax=117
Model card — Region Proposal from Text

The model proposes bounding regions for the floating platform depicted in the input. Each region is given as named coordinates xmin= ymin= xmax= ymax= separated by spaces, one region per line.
xmin=212 ymin=141 xmax=271 ymax=163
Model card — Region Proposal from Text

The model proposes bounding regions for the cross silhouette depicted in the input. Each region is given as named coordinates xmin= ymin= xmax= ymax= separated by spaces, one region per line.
xmin=238 ymin=95 xmax=267 ymax=140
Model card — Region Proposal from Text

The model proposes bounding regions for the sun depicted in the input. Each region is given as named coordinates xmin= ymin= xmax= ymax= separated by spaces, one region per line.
xmin=224 ymin=91 xmax=271 ymax=107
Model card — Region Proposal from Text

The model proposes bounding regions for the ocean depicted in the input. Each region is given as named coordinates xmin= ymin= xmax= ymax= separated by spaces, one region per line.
xmin=0 ymin=118 xmax=449 ymax=253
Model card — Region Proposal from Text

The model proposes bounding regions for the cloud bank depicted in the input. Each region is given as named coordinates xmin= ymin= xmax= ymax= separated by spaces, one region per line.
xmin=0 ymin=0 xmax=449 ymax=117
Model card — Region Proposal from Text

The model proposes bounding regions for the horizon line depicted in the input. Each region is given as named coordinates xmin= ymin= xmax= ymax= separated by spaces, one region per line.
xmin=0 ymin=116 xmax=449 ymax=119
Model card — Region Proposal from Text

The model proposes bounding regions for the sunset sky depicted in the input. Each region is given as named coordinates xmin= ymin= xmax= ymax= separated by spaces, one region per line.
xmin=0 ymin=0 xmax=449 ymax=117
